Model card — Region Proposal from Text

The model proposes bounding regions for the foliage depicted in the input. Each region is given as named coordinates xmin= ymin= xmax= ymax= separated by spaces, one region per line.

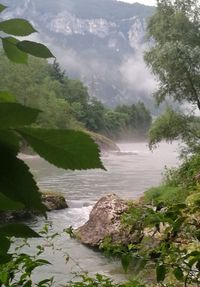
xmin=143 ymin=185 xmax=186 ymax=206
xmin=104 ymin=199 xmax=200 ymax=286
xmin=101 ymin=150 xmax=200 ymax=286
xmin=145 ymin=0 xmax=200 ymax=152
xmin=148 ymin=107 xmax=200 ymax=154
xmin=148 ymin=108 xmax=186 ymax=149
xmin=145 ymin=0 xmax=200 ymax=108
xmin=66 ymin=273 xmax=147 ymax=287
xmin=164 ymin=153 xmax=200 ymax=189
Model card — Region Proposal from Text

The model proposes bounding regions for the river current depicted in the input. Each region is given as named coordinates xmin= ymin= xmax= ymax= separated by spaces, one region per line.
xmin=24 ymin=142 xmax=179 ymax=285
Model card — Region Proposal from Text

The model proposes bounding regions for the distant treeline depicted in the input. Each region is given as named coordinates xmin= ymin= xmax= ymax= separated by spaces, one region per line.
xmin=0 ymin=53 xmax=152 ymax=140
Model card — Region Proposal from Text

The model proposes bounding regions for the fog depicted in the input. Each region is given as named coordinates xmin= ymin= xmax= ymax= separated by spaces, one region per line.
xmin=119 ymin=47 xmax=157 ymax=95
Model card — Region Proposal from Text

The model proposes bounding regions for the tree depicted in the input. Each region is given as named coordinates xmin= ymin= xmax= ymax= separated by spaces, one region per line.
xmin=145 ymin=0 xmax=200 ymax=108
xmin=145 ymin=0 xmax=200 ymax=151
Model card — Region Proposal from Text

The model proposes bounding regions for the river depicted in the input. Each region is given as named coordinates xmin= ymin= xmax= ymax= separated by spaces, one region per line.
xmin=23 ymin=142 xmax=180 ymax=285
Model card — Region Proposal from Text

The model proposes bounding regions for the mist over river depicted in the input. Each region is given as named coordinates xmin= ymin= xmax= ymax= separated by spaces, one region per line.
xmin=24 ymin=142 xmax=180 ymax=285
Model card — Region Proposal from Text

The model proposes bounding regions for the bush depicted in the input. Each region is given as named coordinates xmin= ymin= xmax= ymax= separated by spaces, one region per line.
xmin=143 ymin=185 xmax=188 ymax=206
xmin=164 ymin=153 xmax=200 ymax=189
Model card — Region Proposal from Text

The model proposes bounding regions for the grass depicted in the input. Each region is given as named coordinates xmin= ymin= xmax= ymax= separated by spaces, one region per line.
xmin=143 ymin=185 xmax=189 ymax=206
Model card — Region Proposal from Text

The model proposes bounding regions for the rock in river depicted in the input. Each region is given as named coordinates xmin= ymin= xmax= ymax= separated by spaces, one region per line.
xmin=0 ymin=192 xmax=68 ymax=223
xmin=75 ymin=193 xmax=142 ymax=247
xmin=41 ymin=192 xmax=68 ymax=211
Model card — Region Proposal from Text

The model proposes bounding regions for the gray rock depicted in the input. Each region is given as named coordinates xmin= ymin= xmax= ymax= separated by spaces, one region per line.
xmin=41 ymin=192 xmax=68 ymax=211
xmin=75 ymin=193 xmax=142 ymax=247
xmin=0 ymin=192 xmax=68 ymax=223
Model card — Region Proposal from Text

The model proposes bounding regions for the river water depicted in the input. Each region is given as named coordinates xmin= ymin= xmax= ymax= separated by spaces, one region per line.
xmin=23 ymin=142 xmax=180 ymax=285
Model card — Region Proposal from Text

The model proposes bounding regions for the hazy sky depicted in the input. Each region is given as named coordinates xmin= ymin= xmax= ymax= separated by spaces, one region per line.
xmin=119 ymin=0 xmax=156 ymax=6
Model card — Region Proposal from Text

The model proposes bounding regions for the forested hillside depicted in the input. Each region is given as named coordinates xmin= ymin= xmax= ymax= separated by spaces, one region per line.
xmin=0 ymin=52 xmax=151 ymax=140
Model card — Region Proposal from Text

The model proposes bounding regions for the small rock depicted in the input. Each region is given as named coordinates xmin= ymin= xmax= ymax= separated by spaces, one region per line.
xmin=41 ymin=192 xmax=68 ymax=211
xmin=0 ymin=192 xmax=68 ymax=223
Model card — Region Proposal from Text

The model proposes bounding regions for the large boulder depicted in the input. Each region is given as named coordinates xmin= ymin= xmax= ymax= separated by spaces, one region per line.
xmin=75 ymin=194 xmax=142 ymax=247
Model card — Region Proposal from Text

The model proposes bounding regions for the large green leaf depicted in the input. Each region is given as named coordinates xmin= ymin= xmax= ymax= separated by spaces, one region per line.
xmin=17 ymin=41 xmax=54 ymax=58
xmin=173 ymin=267 xmax=184 ymax=281
xmin=0 ymin=145 xmax=45 ymax=211
xmin=0 ymin=103 xmax=40 ymax=128
xmin=0 ymin=254 xmax=12 ymax=265
xmin=0 ymin=193 xmax=24 ymax=211
xmin=2 ymin=37 xmax=28 ymax=64
xmin=0 ymin=18 xmax=36 ymax=36
xmin=18 ymin=128 xmax=104 ymax=170
xmin=0 ymin=4 xmax=7 ymax=13
xmin=0 ymin=130 xmax=20 ymax=155
xmin=0 ymin=236 xmax=11 ymax=255
xmin=121 ymin=254 xmax=131 ymax=272
xmin=0 ymin=91 xmax=15 ymax=103
xmin=0 ymin=224 xmax=40 ymax=238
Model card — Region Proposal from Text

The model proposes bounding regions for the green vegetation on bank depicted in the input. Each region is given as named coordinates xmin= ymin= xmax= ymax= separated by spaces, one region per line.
xmin=98 ymin=153 xmax=200 ymax=286
xmin=0 ymin=52 xmax=152 ymax=141
xmin=143 ymin=153 xmax=200 ymax=206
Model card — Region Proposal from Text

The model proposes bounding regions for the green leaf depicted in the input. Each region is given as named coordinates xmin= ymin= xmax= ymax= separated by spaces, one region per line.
xmin=18 ymin=128 xmax=104 ymax=170
xmin=0 ymin=18 xmax=36 ymax=36
xmin=121 ymin=254 xmax=131 ymax=272
xmin=0 ymin=271 xmax=9 ymax=284
xmin=0 ymin=146 xmax=45 ymax=211
xmin=174 ymin=267 xmax=184 ymax=281
xmin=0 ymin=237 xmax=11 ymax=254
xmin=17 ymin=41 xmax=54 ymax=58
xmin=0 ymin=254 xmax=12 ymax=265
xmin=0 ymin=130 xmax=20 ymax=155
xmin=0 ymin=4 xmax=7 ymax=13
xmin=0 ymin=192 xmax=24 ymax=211
xmin=0 ymin=91 xmax=15 ymax=103
xmin=156 ymin=265 xmax=166 ymax=282
xmin=0 ymin=224 xmax=40 ymax=238
xmin=172 ymin=217 xmax=185 ymax=233
xmin=2 ymin=37 xmax=28 ymax=64
xmin=35 ymin=259 xmax=51 ymax=265
xmin=37 ymin=278 xmax=54 ymax=287
xmin=0 ymin=103 xmax=40 ymax=128
xmin=187 ymin=251 xmax=200 ymax=257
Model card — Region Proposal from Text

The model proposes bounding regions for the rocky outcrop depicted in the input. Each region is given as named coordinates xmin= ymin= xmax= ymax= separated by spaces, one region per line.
xmin=41 ymin=192 xmax=68 ymax=211
xmin=75 ymin=194 xmax=142 ymax=247
xmin=87 ymin=131 xmax=120 ymax=152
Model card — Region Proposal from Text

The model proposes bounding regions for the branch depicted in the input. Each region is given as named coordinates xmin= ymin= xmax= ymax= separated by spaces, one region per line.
xmin=186 ymin=70 xmax=200 ymax=110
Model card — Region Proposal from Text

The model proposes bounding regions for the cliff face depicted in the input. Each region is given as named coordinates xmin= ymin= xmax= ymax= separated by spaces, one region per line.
xmin=2 ymin=0 xmax=155 ymax=106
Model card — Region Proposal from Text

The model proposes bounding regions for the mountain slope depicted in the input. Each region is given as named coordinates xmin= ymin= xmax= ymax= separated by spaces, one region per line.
xmin=2 ymin=0 xmax=156 ymax=106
